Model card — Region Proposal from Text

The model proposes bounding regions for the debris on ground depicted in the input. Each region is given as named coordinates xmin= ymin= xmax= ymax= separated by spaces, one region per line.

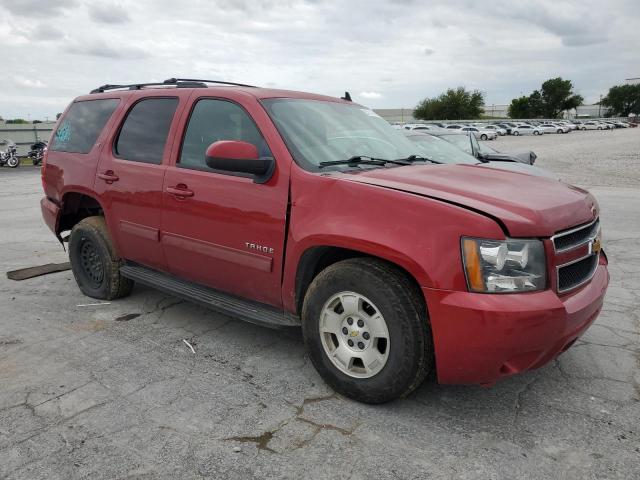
xmin=183 ymin=339 xmax=196 ymax=354
xmin=6 ymin=262 xmax=71 ymax=281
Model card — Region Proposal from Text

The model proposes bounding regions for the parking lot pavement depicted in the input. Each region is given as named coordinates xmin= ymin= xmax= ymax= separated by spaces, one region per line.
xmin=1 ymin=129 xmax=639 ymax=479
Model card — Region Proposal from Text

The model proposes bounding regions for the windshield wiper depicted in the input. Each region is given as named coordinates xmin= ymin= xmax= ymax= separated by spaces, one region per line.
xmin=318 ymin=155 xmax=411 ymax=168
xmin=401 ymin=154 xmax=443 ymax=164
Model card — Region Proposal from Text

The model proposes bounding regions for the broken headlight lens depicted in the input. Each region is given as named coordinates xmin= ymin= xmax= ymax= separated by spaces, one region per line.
xmin=461 ymin=237 xmax=546 ymax=293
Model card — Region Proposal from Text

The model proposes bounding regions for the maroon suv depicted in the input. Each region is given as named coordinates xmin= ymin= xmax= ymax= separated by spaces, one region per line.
xmin=41 ymin=78 xmax=608 ymax=403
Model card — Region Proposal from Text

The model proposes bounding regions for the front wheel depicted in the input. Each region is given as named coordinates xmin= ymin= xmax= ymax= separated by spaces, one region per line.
xmin=69 ymin=216 xmax=134 ymax=300
xmin=302 ymin=258 xmax=433 ymax=404
xmin=480 ymin=134 xmax=487 ymax=140
xmin=514 ymin=131 xmax=520 ymax=136
xmin=533 ymin=131 xmax=539 ymax=135
xmin=7 ymin=156 xmax=19 ymax=168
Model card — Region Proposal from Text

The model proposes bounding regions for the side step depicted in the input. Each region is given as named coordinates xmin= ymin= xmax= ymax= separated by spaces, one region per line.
xmin=120 ymin=263 xmax=300 ymax=329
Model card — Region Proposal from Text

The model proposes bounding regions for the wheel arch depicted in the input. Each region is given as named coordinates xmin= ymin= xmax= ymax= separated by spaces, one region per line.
xmin=58 ymin=190 xmax=106 ymax=236
xmin=294 ymin=244 xmax=426 ymax=317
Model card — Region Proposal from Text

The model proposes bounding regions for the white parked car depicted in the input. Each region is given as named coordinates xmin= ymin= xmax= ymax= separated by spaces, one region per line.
xmin=459 ymin=126 xmax=497 ymax=140
xmin=511 ymin=125 xmax=543 ymax=136
xmin=580 ymin=121 xmax=607 ymax=130
xmin=539 ymin=123 xmax=570 ymax=134
xmin=403 ymin=124 xmax=441 ymax=131
xmin=483 ymin=124 xmax=508 ymax=136
xmin=558 ymin=121 xmax=577 ymax=130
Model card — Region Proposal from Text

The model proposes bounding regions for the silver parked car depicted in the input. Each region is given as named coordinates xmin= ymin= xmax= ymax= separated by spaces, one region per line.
xmin=539 ymin=123 xmax=570 ymax=134
xmin=483 ymin=124 xmax=508 ymax=136
xmin=579 ymin=121 xmax=606 ymax=130
xmin=459 ymin=126 xmax=497 ymax=140
xmin=403 ymin=131 xmax=551 ymax=178
xmin=511 ymin=124 xmax=543 ymax=136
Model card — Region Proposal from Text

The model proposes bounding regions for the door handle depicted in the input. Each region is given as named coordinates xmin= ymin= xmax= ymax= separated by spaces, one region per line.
xmin=166 ymin=185 xmax=194 ymax=198
xmin=97 ymin=171 xmax=119 ymax=183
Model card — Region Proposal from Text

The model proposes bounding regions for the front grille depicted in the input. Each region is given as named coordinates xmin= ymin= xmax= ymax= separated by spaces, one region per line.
xmin=552 ymin=219 xmax=599 ymax=252
xmin=557 ymin=254 xmax=599 ymax=293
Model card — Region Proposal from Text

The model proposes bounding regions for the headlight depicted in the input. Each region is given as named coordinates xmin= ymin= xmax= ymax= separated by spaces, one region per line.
xmin=461 ymin=237 xmax=546 ymax=293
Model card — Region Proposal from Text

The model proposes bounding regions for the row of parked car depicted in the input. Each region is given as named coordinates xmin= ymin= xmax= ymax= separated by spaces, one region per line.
xmin=397 ymin=119 xmax=635 ymax=138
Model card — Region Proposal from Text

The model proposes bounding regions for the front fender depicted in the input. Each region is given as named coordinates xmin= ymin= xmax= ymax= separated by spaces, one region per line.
xmin=281 ymin=166 xmax=505 ymax=313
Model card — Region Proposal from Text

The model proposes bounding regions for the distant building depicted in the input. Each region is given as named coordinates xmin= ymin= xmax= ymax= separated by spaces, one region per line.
xmin=625 ymin=77 xmax=640 ymax=85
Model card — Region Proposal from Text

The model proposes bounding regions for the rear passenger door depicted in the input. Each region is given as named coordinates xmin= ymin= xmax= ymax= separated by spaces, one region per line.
xmin=95 ymin=94 xmax=184 ymax=271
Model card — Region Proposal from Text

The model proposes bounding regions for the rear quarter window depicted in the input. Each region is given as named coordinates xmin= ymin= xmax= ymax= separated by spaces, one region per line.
xmin=51 ymin=99 xmax=119 ymax=154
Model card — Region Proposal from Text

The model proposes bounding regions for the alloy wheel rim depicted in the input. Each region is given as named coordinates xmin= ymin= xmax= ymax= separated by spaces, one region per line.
xmin=319 ymin=291 xmax=390 ymax=378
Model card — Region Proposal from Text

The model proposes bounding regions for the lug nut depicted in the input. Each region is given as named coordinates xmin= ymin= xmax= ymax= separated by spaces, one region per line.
xmin=363 ymin=332 xmax=370 ymax=340
xmin=342 ymin=327 xmax=348 ymax=335
xmin=357 ymin=319 xmax=364 ymax=327
xmin=347 ymin=317 xmax=353 ymax=325
xmin=357 ymin=342 xmax=365 ymax=349
xmin=347 ymin=339 xmax=354 ymax=347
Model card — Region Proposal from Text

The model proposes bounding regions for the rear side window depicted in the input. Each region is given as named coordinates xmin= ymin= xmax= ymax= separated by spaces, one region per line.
xmin=115 ymin=98 xmax=178 ymax=164
xmin=51 ymin=99 xmax=119 ymax=154
xmin=179 ymin=99 xmax=271 ymax=170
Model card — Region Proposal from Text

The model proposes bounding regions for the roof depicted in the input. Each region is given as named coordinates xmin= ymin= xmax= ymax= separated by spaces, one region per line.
xmin=83 ymin=78 xmax=350 ymax=104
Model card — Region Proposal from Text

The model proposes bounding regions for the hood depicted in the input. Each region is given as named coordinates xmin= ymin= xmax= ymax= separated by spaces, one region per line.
xmin=340 ymin=164 xmax=597 ymax=237
xmin=479 ymin=161 xmax=556 ymax=179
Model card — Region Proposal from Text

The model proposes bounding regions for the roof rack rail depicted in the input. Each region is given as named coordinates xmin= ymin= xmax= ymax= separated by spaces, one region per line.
xmin=163 ymin=78 xmax=258 ymax=88
xmin=90 ymin=82 xmax=175 ymax=94
xmin=90 ymin=78 xmax=257 ymax=94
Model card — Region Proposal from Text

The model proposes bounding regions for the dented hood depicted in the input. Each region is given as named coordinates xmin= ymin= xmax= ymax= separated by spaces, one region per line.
xmin=340 ymin=164 xmax=598 ymax=237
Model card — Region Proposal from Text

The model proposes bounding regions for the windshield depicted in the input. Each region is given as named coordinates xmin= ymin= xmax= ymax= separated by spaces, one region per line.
xmin=406 ymin=134 xmax=477 ymax=164
xmin=262 ymin=99 xmax=427 ymax=171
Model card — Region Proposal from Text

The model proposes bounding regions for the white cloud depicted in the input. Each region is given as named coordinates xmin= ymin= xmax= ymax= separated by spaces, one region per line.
xmin=12 ymin=77 xmax=46 ymax=88
xmin=0 ymin=0 xmax=637 ymax=119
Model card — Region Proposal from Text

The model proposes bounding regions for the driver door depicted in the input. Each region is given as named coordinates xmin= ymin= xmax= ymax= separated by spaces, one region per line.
xmin=160 ymin=97 xmax=289 ymax=307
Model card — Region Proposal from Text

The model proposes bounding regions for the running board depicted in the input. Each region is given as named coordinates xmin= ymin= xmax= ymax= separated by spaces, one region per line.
xmin=120 ymin=263 xmax=300 ymax=329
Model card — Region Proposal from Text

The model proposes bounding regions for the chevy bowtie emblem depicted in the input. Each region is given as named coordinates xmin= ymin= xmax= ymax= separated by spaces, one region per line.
xmin=350 ymin=331 xmax=358 ymax=337
xmin=591 ymin=237 xmax=602 ymax=254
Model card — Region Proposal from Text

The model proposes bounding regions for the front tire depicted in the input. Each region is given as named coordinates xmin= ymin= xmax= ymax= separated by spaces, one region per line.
xmin=302 ymin=258 xmax=433 ymax=404
xmin=69 ymin=216 xmax=134 ymax=300
xmin=480 ymin=134 xmax=488 ymax=140
xmin=7 ymin=156 xmax=19 ymax=168
xmin=514 ymin=131 xmax=520 ymax=136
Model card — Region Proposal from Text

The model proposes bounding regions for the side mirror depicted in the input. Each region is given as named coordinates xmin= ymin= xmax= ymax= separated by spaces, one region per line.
xmin=205 ymin=140 xmax=274 ymax=184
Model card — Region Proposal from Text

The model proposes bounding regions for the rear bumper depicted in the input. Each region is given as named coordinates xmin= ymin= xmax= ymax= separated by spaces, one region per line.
xmin=40 ymin=196 xmax=60 ymax=236
xmin=423 ymin=257 xmax=609 ymax=385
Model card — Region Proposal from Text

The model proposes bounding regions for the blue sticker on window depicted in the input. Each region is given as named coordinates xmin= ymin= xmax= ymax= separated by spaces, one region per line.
xmin=55 ymin=120 xmax=71 ymax=145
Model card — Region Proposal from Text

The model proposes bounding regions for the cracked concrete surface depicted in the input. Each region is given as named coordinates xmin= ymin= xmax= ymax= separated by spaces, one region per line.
xmin=1 ymin=130 xmax=639 ymax=479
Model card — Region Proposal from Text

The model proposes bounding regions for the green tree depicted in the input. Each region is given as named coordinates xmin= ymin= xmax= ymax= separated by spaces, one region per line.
xmin=414 ymin=87 xmax=484 ymax=120
xmin=528 ymin=90 xmax=544 ymax=117
xmin=6 ymin=119 xmax=29 ymax=124
xmin=508 ymin=77 xmax=583 ymax=119
xmin=601 ymin=84 xmax=640 ymax=117
xmin=508 ymin=96 xmax=531 ymax=118
xmin=539 ymin=77 xmax=583 ymax=118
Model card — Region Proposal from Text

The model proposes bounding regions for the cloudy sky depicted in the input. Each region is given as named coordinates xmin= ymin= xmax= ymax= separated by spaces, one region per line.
xmin=1 ymin=0 xmax=638 ymax=119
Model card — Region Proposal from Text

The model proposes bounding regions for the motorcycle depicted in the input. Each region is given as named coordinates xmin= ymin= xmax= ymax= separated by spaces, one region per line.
xmin=27 ymin=140 xmax=47 ymax=166
xmin=0 ymin=140 xmax=20 ymax=168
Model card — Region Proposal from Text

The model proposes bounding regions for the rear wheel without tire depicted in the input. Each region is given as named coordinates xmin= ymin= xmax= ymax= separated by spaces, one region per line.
xmin=69 ymin=216 xmax=134 ymax=300
xmin=302 ymin=258 xmax=433 ymax=404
